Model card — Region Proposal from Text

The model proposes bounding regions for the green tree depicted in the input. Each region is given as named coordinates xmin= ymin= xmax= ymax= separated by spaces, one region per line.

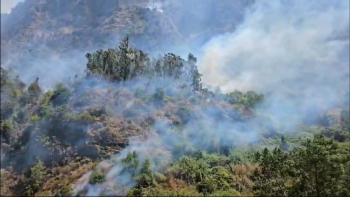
xmin=253 ymin=135 xmax=350 ymax=196
xmin=289 ymin=135 xmax=349 ymax=196
xmin=121 ymin=151 xmax=140 ymax=177
xmin=27 ymin=77 xmax=42 ymax=100
xmin=252 ymin=148 xmax=288 ymax=197
xmin=174 ymin=156 xmax=210 ymax=184
xmin=49 ymin=83 xmax=71 ymax=106
xmin=21 ymin=160 xmax=47 ymax=196
xmin=136 ymin=159 xmax=156 ymax=188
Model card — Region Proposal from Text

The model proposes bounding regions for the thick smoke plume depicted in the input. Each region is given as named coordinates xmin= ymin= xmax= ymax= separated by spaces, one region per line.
xmin=70 ymin=0 xmax=350 ymax=195
xmin=2 ymin=0 xmax=349 ymax=196
xmin=74 ymin=1 xmax=349 ymax=195
xmin=200 ymin=0 xmax=349 ymax=129
xmin=75 ymin=95 xmax=262 ymax=195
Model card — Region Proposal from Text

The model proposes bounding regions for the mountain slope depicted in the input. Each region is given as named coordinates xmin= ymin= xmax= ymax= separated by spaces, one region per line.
xmin=1 ymin=0 xmax=254 ymax=56
xmin=1 ymin=0 xmax=349 ymax=196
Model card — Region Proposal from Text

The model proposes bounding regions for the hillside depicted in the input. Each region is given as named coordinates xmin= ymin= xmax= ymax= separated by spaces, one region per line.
xmin=1 ymin=0 xmax=255 ymax=88
xmin=1 ymin=0 xmax=349 ymax=197
xmin=1 ymin=0 xmax=253 ymax=56
xmin=1 ymin=36 xmax=349 ymax=196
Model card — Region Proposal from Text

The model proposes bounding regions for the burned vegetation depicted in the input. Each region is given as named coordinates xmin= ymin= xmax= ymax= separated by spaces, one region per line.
xmin=1 ymin=37 xmax=349 ymax=196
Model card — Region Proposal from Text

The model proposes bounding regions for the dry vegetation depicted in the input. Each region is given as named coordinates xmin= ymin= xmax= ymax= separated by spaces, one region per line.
xmin=1 ymin=0 xmax=349 ymax=196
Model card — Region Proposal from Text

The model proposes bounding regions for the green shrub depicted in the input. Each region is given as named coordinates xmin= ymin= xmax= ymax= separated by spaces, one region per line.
xmin=89 ymin=171 xmax=105 ymax=184
xmin=38 ymin=105 xmax=52 ymax=118
xmin=87 ymin=106 xmax=110 ymax=117
xmin=196 ymin=178 xmax=217 ymax=194
xmin=21 ymin=160 xmax=47 ymax=196
xmin=49 ymin=83 xmax=71 ymax=106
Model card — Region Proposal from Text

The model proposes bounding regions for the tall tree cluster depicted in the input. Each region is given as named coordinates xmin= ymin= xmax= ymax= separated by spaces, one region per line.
xmin=85 ymin=36 xmax=203 ymax=91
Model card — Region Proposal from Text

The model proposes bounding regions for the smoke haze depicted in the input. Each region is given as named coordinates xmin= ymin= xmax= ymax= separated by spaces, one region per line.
xmin=200 ymin=0 xmax=349 ymax=129
xmin=80 ymin=1 xmax=350 ymax=193
xmin=1 ymin=0 xmax=253 ymax=87
xmin=1 ymin=0 xmax=349 ymax=196
xmin=1 ymin=0 xmax=22 ymax=13
xmin=201 ymin=0 xmax=349 ymax=93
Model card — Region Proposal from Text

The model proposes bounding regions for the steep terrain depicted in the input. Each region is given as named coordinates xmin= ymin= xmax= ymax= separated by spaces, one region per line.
xmin=1 ymin=0 xmax=253 ymax=55
xmin=1 ymin=0 xmax=349 ymax=196
xmin=1 ymin=0 xmax=254 ymax=88
xmin=1 ymin=36 xmax=349 ymax=196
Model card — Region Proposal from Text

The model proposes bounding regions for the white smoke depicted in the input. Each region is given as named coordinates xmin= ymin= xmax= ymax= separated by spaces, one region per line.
xmin=199 ymin=0 xmax=349 ymax=128
xmin=146 ymin=1 xmax=164 ymax=13
xmin=200 ymin=0 xmax=349 ymax=93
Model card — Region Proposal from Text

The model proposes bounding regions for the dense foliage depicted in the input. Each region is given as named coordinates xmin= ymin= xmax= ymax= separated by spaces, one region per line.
xmin=1 ymin=37 xmax=349 ymax=196
xmin=85 ymin=36 xmax=202 ymax=91
xmin=124 ymin=135 xmax=350 ymax=197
